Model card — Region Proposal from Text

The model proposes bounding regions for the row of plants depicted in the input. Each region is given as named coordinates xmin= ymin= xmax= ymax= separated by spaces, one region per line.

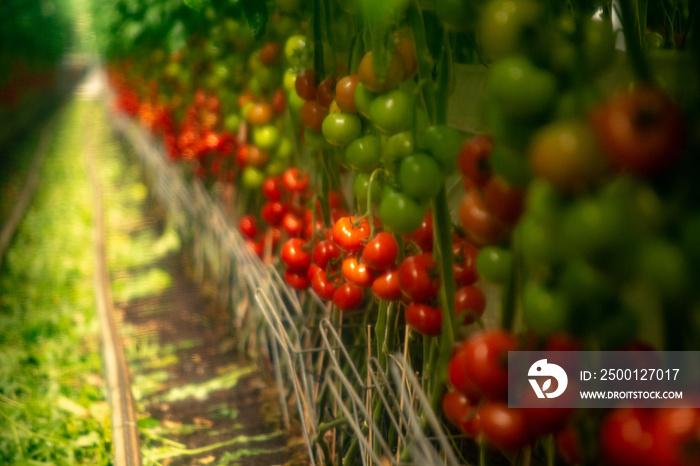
xmin=101 ymin=0 xmax=700 ymax=464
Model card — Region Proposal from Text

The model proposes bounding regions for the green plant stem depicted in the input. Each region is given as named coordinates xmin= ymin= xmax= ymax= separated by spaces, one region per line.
xmin=375 ymin=300 xmax=389 ymax=368
xmin=617 ymin=0 xmax=654 ymax=82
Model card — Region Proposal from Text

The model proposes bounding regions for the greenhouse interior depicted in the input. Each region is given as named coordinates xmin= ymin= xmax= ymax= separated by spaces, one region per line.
xmin=2 ymin=0 xmax=700 ymax=465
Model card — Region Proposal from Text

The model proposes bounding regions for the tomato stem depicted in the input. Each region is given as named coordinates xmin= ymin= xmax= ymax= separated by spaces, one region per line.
xmin=617 ymin=0 xmax=654 ymax=82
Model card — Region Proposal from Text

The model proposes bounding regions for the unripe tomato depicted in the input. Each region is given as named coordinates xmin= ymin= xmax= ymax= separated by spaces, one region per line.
xmin=398 ymin=153 xmax=443 ymax=201
xmin=393 ymin=29 xmax=418 ymax=78
xmin=479 ymin=0 xmax=545 ymax=61
xmin=522 ymin=281 xmax=570 ymax=336
xmin=419 ymin=125 xmax=464 ymax=174
xmin=253 ymin=125 xmax=281 ymax=151
xmin=353 ymin=172 xmax=382 ymax=204
xmin=476 ymin=246 xmax=512 ymax=284
xmin=353 ymin=83 xmax=377 ymax=117
xmin=529 ymin=120 xmax=608 ymax=192
xmin=383 ymin=131 xmax=415 ymax=173
xmin=242 ymin=166 xmax=265 ymax=189
xmin=246 ymin=102 xmax=274 ymax=126
xmin=358 ymin=51 xmax=405 ymax=93
xmin=322 ymin=112 xmax=362 ymax=146
xmin=488 ymin=56 xmax=557 ymax=119
xmin=379 ymin=186 xmax=428 ymax=235
xmin=285 ymin=35 xmax=311 ymax=67
xmin=369 ymin=89 xmax=413 ymax=135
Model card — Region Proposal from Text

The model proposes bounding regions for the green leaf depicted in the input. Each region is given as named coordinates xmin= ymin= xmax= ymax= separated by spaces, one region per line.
xmin=167 ymin=21 xmax=187 ymax=54
xmin=240 ymin=0 xmax=268 ymax=40
xmin=183 ymin=0 xmax=209 ymax=11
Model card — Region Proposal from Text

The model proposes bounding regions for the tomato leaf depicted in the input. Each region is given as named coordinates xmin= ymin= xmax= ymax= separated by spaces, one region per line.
xmin=239 ymin=0 xmax=268 ymax=40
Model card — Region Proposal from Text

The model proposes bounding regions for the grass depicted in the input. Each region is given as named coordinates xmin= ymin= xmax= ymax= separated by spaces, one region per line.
xmin=0 ymin=99 xmax=112 ymax=464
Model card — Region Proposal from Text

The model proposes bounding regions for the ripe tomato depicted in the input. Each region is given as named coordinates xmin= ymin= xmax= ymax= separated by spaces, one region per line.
xmin=281 ymin=212 xmax=304 ymax=237
xmin=259 ymin=42 xmax=280 ymax=65
xmin=341 ymin=257 xmax=374 ymax=288
xmin=479 ymin=402 xmax=530 ymax=450
xmin=371 ymin=268 xmax=402 ymax=301
xmin=301 ymin=100 xmax=328 ymax=132
xmin=362 ymin=232 xmax=399 ymax=271
xmin=454 ymin=330 xmax=516 ymax=400
xmin=454 ymin=285 xmax=486 ymax=325
xmin=442 ymin=389 xmax=470 ymax=430
xmin=452 ymin=237 xmax=478 ymax=286
xmin=589 ymin=85 xmax=686 ymax=176
xmin=238 ymin=215 xmax=259 ymax=239
xmin=648 ymin=407 xmax=700 ymax=466
xmin=333 ymin=282 xmax=365 ymax=311
xmin=284 ymin=269 xmax=310 ymax=290
xmin=600 ymin=408 xmax=656 ymax=466
xmin=316 ymin=76 xmax=336 ymax=108
xmin=482 ymin=176 xmax=525 ymax=226
xmin=311 ymin=270 xmax=341 ymax=300
xmin=294 ymin=69 xmax=316 ymax=100
xmin=246 ymin=102 xmax=274 ymax=126
xmin=459 ymin=188 xmax=509 ymax=245
xmin=282 ymin=167 xmax=310 ymax=193
xmin=358 ymin=51 xmax=405 ymax=93
xmin=398 ymin=253 xmax=439 ymax=304
xmin=281 ymin=238 xmax=310 ymax=272
xmin=335 ymin=75 xmax=360 ymax=113
xmin=272 ymin=88 xmax=287 ymax=114
xmin=405 ymin=303 xmax=443 ymax=336
xmin=312 ymin=239 xmax=342 ymax=269
xmin=332 ymin=216 xmax=372 ymax=253
xmin=246 ymin=145 xmax=270 ymax=168
xmin=262 ymin=176 xmax=284 ymax=200
xmin=262 ymin=200 xmax=288 ymax=226
xmin=246 ymin=239 xmax=264 ymax=257
xmin=406 ymin=211 xmax=434 ymax=252
xmin=459 ymin=135 xmax=493 ymax=187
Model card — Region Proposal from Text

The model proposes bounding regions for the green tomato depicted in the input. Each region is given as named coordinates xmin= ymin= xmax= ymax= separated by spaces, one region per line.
xmin=253 ymin=125 xmax=281 ymax=151
xmin=419 ymin=125 xmax=464 ymax=174
xmin=550 ymin=17 xmax=616 ymax=78
xmin=489 ymin=143 xmax=531 ymax=187
xmin=288 ymin=89 xmax=305 ymax=112
xmin=304 ymin=127 xmax=331 ymax=151
xmin=379 ymin=186 xmax=428 ymax=235
xmin=522 ymin=281 xmax=570 ymax=336
xmin=525 ymin=178 xmax=566 ymax=223
xmin=353 ymin=172 xmax=382 ymax=204
xmin=369 ymin=89 xmax=413 ymax=135
xmin=345 ymin=134 xmax=382 ymax=172
xmin=265 ymin=159 xmax=287 ymax=176
xmin=254 ymin=66 xmax=281 ymax=92
xmin=517 ymin=214 xmax=560 ymax=265
xmin=559 ymin=260 xmax=613 ymax=308
xmin=382 ymin=131 xmax=414 ymax=173
xmin=434 ymin=0 xmax=480 ymax=33
xmin=476 ymin=246 xmax=512 ymax=283
xmin=283 ymin=68 xmax=298 ymax=92
xmin=398 ymin=153 xmax=443 ymax=201
xmin=354 ymin=83 xmax=377 ymax=117
xmin=284 ymin=35 xmax=311 ymax=67
xmin=482 ymin=97 xmax=539 ymax=150
xmin=224 ymin=114 xmax=241 ymax=133
xmin=275 ymin=137 xmax=293 ymax=161
xmin=637 ymin=239 xmax=689 ymax=299
xmin=487 ymin=55 xmax=557 ymax=119
xmin=242 ymin=166 xmax=265 ymax=189
xmin=479 ymin=0 xmax=546 ymax=61
xmin=322 ymin=112 xmax=362 ymax=146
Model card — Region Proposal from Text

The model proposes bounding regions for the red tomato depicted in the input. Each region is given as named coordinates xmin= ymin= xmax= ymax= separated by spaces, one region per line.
xmin=600 ymin=408 xmax=656 ymax=466
xmin=284 ymin=269 xmax=310 ymax=290
xmin=482 ymin=176 xmax=525 ymax=226
xmin=246 ymin=239 xmax=264 ymax=257
xmin=333 ymin=282 xmax=365 ymax=311
xmin=648 ymin=407 xmax=700 ymax=466
xmin=259 ymin=42 xmax=280 ymax=65
xmin=312 ymin=239 xmax=342 ymax=269
xmin=262 ymin=176 xmax=284 ymax=200
xmin=282 ymin=212 xmax=304 ymax=237
xmin=341 ymin=256 xmax=374 ymax=288
xmin=371 ymin=268 xmax=402 ymax=301
xmin=335 ymin=75 xmax=360 ymax=113
xmin=459 ymin=135 xmax=493 ymax=187
xmin=282 ymin=168 xmax=310 ymax=194
xmin=332 ymin=216 xmax=372 ymax=253
xmin=281 ymin=238 xmax=310 ymax=272
xmin=272 ymin=88 xmax=287 ymax=114
xmin=480 ymin=402 xmax=530 ymax=450
xmin=442 ymin=389 xmax=481 ymax=437
xmin=453 ymin=237 xmax=479 ymax=286
xmin=459 ymin=187 xmax=509 ymax=245
xmin=261 ymin=201 xmax=289 ymax=226
xmin=238 ymin=215 xmax=259 ymax=239
xmin=590 ymin=85 xmax=686 ymax=176
xmin=454 ymin=285 xmax=486 ymax=325
xmin=301 ymin=100 xmax=328 ymax=131
xmin=362 ymin=232 xmax=399 ymax=271
xmin=398 ymin=253 xmax=439 ymax=304
xmin=295 ymin=69 xmax=316 ymax=101
xmin=406 ymin=210 xmax=434 ymax=252
xmin=311 ymin=270 xmax=341 ymax=300
xmin=405 ymin=303 xmax=443 ymax=336
xmin=455 ymin=330 xmax=516 ymax=400
xmin=316 ymin=77 xmax=336 ymax=108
